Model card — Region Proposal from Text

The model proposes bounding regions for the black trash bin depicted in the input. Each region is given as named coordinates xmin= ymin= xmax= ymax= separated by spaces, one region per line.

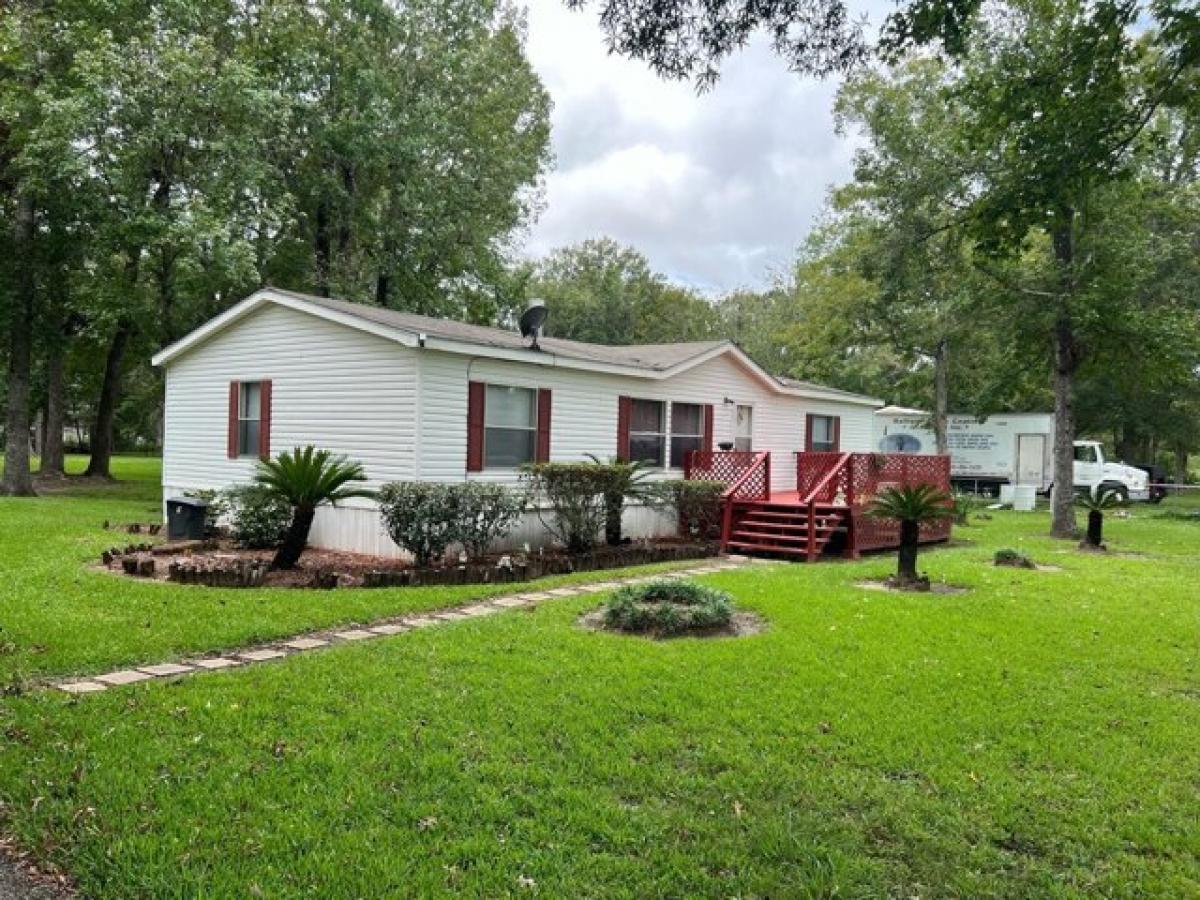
xmin=167 ymin=497 xmax=209 ymax=541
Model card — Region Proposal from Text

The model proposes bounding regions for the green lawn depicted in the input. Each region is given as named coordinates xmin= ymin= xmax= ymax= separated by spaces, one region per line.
xmin=0 ymin=457 xmax=705 ymax=684
xmin=1 ymin=459 xmax=1199 ymax=896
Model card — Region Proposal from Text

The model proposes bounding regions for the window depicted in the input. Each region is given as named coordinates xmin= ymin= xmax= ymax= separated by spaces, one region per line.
xmin=484 ymin=385 xmax=537 ymax=468
xmin=734 ymin=405 xmax=753 ymax=451
xmin=809 ymin=414 xmax=838 ymax=452
xmin=1073 ymin=444 xmax=1098 ymax=464
xmin=238 ymin=382 xmax=261 ymax=457
xmin=670 ymin=403 xmax=704 ymax=468
xmin=629 ymin=399 xmax=666 ymax=466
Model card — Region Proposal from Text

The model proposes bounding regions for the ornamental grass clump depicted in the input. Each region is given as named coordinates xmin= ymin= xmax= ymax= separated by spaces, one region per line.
xmin=603 ymin=579 xmax=734 ymax=636
xmin=994 ymin=548 xmax=1036 ymax=569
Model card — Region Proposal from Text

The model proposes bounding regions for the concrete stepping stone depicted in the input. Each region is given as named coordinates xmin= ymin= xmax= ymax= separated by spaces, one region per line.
xmin=369 ymin=624 xmax=409 ymax=635
xmin=491 ymin=597 xmax=530 ymax=608
xmin=284 ymin=637 xmax=329 ymax=650
xmin=546 ymin=587 xmax=580 ymax=597
xmin=461 ymin=604 xmax=499 ymax=616
xmin=189 ymin=657 xmax=241 ymax=670
xmin=520 ymin=592 xmax=551 ymax=601
xmin=332 ymin=630 xmax=375 ymax=641
xmin=434 ymin=611 xmax=470 ymax=622
xmin=95 ymin=669 xmax=153 ymax=686
xmin=238 ymin=649 xmax=285 ymax=662
xmin=406 ymin=617 xmax=439 ymax=628
xmin=58 ymin=681 xmax=107 ymax=694
xmin=139 ymin=663 xmax=194 ymax=677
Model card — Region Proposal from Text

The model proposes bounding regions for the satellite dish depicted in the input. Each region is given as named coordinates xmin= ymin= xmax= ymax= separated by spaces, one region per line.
xmin=518 ymin=303 xmax=548 ymax=350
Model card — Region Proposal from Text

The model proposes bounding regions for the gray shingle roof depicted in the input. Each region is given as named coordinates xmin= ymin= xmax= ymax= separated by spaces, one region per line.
xmin=272 ymin=287 xmax=729 ymax=372
xmin=262 ymin=288 xmax=881 ymax=405
xmin=775 ymin=375 xmax=881 ymax=404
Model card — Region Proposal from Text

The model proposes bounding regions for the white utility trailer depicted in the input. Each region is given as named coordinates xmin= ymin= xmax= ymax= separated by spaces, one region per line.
xmin=873 ymin=406 xmax=1150 ymax=500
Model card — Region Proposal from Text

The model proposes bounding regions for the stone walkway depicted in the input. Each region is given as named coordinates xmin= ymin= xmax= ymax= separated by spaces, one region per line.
xmin=54 ymin=557 xmax=753 ymax=697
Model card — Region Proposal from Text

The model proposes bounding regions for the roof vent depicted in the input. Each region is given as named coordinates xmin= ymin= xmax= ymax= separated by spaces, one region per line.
xmin=519 ymin=301 xmax=548 ymax=351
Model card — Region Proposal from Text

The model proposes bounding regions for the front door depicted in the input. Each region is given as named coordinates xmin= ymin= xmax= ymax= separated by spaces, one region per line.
xmin=734 ymin=405 xmax=753 ymax=451
xmin=1016 ymin=434 xmax=1045 ymax=486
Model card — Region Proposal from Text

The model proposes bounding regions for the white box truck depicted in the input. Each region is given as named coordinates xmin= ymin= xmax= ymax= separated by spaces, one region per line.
xmin=873 ymin=406 xmax=1151 ymax=501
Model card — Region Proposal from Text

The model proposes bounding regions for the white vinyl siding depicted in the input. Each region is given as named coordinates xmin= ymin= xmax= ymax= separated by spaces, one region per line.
xmin=162 ymin=303 xmax=418 ymax=496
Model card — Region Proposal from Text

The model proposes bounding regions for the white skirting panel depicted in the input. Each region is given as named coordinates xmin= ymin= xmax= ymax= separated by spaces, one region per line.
xmin=307 ymin=502 xmax=681 ymax=558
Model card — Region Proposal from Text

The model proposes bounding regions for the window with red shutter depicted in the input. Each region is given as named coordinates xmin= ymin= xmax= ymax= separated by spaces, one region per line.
xmin=466 ymin=381 xmax=485 ymax=472
xmin=536 ymin=389 xmax=552 ymax=462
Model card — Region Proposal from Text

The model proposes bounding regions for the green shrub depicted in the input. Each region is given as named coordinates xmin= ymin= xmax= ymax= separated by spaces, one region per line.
xmin=657 ymin=480 xmax=725 ymax=540
xmin=993 ymin=548 xmax=1035 ymax=568
xmin=522 ymin=463 xmax=611 ymax=553
xmin=952 ymin=492 xmax=977 ymax=526
xmin=603 ymin=579 xmax=734 ymax=636
xmin=378 ymin=482 xmax=463 ymax=566
xmin=455 ymin=482 xmax=527 ymax=558
xmin=224 ymin=484 xmax=293 ymax=549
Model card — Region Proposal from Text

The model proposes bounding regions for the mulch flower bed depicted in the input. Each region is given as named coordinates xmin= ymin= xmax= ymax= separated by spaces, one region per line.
xmin=100 ymin=538 xmax=719 ymax=590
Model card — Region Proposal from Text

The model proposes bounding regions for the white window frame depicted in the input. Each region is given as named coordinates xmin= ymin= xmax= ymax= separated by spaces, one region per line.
xmin=483 ymin=383 xmax=539 ymax=470
xmin=237 ymin=381 xmax=262 ymax=458
xmin=809 ymin=414 xmax=837 ymax=452
xmin=669 ymin=402 xmax=705 ymax=469
xmin=628 ymin=398 xmax=667 ymax=468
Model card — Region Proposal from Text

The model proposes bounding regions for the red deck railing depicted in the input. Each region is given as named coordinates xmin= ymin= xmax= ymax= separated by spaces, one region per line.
xmin=684 ymin=450 xmax=952 ymax=558
xmin=684 ymin=450 xmax=771 ymax=550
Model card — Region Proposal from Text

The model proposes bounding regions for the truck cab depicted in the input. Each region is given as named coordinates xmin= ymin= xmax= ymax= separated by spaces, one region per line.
xmin=1072 ymin=441 xmax=1150 ymax=501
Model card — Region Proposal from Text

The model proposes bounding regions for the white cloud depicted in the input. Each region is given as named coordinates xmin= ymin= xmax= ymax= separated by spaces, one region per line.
xmin=520 ymin=0 xmax=882 ymax=292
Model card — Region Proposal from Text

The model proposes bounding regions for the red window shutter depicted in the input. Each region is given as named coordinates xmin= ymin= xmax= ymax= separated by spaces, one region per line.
xmin=466 ymin=381 xmax=486 ymax=472
xmin=536 ymin=388 xmax=552 ymax=462
xmin=227 ymin=381 xmax=240 ymax=459
xmin=832 ymin=415 xmax=841 ymax=451
xmin=259 ymin=379 xmax=273 ymax=460
xmin=616 ymin=396 xmax=632 ymax=461
xmin=703 ymin=404 xmax=714 ymax=453
xmin=804 ymin=413 xmax=814 ymax=452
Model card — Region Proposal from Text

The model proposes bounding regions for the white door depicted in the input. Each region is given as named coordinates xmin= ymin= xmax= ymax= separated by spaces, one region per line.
xmin=734 ymin=405 xmax=753 ymax=451
xmin=1016 ymin=434 xmax=1045 ymax=486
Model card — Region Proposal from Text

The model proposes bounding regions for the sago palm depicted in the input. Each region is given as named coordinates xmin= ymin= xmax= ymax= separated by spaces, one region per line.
xmin=254 ymin=446 xmax=373 ymax=569
xmin=1075 ymin=485 xmax=1124 ymax=549
xmin=586 ymin=454 xmax=657 ymax=546
xmin=867 ymin=483 xmax=954 ymax=584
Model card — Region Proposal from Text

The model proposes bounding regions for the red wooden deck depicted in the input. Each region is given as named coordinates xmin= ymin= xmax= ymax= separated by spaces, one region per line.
xmin=684 ymin=451 xmax=953 ymax=561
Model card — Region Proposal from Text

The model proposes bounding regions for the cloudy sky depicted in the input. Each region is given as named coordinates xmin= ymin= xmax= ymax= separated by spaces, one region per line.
xmin=520 ymin=1 xmax=887 ymax=293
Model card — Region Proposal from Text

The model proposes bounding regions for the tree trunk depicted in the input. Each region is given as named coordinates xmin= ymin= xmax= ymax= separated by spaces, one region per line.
xmin=604 ymin=491 xmax=623 ymax=546
xmin=1173 ymin=447 xmax=1188 ymax=486
xmin=932 ymin=337 xmax=949 ymax=456
xmin=41 ymin=333 xmax=66 ymax=476
xmin=273 ymin=504 xmax=315 ymax=570
xmin=2 ymin=191 xmax=37 ymax=496
xmin=84 ymin=319 xmax=133 ymax=478
xmin=314 ymin=199 xmax=332 ymax=297
xmin=897 ymin=519 xmax=920 ymax=581
xmin=1085 ymin=510 xmax=1104 ymax=547
xmin=1049 ymin=219 xmax=1079 ymax=539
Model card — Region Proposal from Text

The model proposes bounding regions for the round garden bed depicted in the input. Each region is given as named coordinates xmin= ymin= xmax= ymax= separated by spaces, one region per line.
xmin=580 ymin=579 xmax=765 ymax=639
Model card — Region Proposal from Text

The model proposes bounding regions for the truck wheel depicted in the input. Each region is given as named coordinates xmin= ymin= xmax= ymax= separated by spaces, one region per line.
xmin=1101 ymin=483 xmax=1129 ymax=502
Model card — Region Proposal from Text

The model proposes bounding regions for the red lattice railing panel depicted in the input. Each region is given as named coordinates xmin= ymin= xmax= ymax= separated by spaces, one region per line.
xmin=796 ymin=452 xmax=850 ymax=504
xmin=845 ymin=453 xmax=953 ymax=552
xmin=685 ymin=451 xmax=771 ymax=501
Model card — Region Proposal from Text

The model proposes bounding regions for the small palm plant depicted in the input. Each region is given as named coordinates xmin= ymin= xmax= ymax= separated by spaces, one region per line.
xmin=254 ymin=446 xmax=373 ymax=569
xmin=867 ymin=483 xmax=954 ymax=587
xmin=586 ymin=455 xmax=657 ymax=546
xmin=1075 ymin=485 xmax=1124 ymax=550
